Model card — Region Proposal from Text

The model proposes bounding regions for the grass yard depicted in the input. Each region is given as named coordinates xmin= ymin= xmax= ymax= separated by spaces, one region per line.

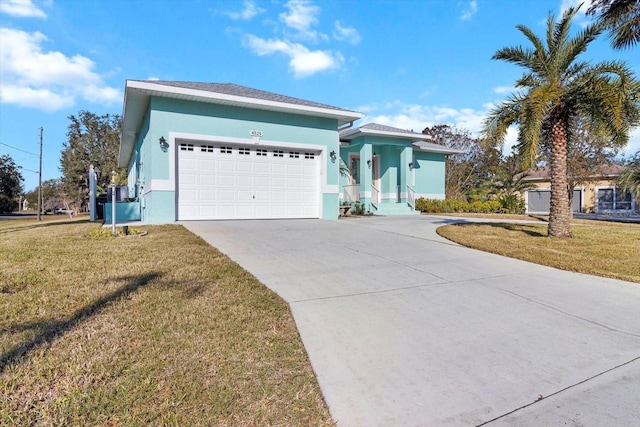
xmin=1 ymin=217 xmax=333 ymax=426
xmin=437 ymin=220 xmax=640 ymax=283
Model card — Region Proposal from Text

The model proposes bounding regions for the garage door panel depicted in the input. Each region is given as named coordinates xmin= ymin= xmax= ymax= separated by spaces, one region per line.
xmin=178 ymin=142 xmax=320 ymax=220
xmin=219 ymin=160 xmax=235 ymax=172
xmin=237 ymin=176 xmax=253 ymax=187
xmin=218 ymin=190 xmax=236 ymax=201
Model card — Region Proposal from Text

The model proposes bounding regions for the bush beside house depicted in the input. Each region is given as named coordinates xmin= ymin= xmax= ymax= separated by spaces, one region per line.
xmin=415 ymin=198 xmax=523 ymax=214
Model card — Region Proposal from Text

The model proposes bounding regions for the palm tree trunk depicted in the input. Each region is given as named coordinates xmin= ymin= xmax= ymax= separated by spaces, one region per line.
xmin=548 ymin=112 xmax=573 ymax=238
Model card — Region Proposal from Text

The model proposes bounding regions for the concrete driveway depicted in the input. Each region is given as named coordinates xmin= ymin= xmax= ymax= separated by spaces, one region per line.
xmin=183 ymin=216 xmax=640 ymax=426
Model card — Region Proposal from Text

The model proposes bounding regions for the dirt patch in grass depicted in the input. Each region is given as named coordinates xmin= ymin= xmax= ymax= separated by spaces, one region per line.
xmin=1 ymin=219 xmax=333 ymax=425
xmin=437 ymin=221 xmax=640 ymax=283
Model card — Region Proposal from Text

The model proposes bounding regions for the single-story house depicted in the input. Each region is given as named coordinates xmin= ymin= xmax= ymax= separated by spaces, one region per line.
xmin=115 ymin=80 xmax=459 ymax=223
xmin=521 ymin=164 xmax=636 ymax=215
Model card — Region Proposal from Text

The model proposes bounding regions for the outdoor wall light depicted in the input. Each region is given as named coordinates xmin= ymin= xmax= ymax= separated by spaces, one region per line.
xmin=367 ymin=159 xmax=372 ymax=168
xmin=409 ymin=162 xmax=414 ymax=170
xmin=330 ymin=150 xmax=337 ymax=161
xmin=159 ymin=136 xmax=169 ymax=152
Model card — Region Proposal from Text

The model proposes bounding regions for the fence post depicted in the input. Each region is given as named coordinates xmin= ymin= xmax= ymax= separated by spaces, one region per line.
xmin=89 ymin=165 xmax=96 ymax=222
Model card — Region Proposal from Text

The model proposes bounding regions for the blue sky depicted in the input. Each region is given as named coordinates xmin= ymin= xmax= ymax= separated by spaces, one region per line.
xmin=1 ymin=0 xmax=639 ymax=193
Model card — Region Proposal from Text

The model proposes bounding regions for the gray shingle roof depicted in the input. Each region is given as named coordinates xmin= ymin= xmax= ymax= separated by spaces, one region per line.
xmin=133 ymin=80 xmax=354 ymax=112
xmin=521 ymin=164 xmax=624 ymax=180
xmin=356 ymin=122 xmax=422 ymax=135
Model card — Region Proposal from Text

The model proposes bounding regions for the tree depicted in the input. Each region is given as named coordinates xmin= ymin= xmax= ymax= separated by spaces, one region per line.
xmin=422 ymin=124 xmax=501 ymax=200
xmin=482 ymin=6 xmax=640 ymax=238
xmin=587 ymin=0 xmax=640 ymax=49
xmin=24 ymin=178 xmax=66 ymax=212
xmin=616 ymin=151 xmax=640 ymax=199
xmin=489 ymin=155 xmax=537 ymax=214
xmin=0 ymin=154 xmax=24 ymax=214
xmin=60 ymin=111 xmax=123 ymax=211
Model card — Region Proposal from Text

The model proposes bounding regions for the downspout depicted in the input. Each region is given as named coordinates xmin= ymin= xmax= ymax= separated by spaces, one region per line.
xmin=338 ymin=120 xmax=355 ymax=132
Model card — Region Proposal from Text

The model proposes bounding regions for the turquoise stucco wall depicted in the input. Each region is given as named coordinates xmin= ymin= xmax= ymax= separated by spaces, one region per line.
xmin=128 ymin=97 xmax=341 ymax=223
xmin=413 ymin=151 xmax=446 ymax=198
xmin=104 ymin=201 xmax=141 ymax=223
xmin=339 ymin=136 xmax=447 ymax=202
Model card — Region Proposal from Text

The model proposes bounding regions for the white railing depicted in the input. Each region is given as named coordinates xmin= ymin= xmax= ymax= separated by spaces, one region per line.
xmin=407 ymin=185 xmax=416 ymax=210
xmin=343 ymin=184 xmax=360 ymax=203
xmin=371 ymin=184 xmax=380 ymax=209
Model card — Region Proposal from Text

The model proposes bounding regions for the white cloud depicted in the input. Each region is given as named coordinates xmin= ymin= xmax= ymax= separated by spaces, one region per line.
xmin=0 ymin=28 xmax=122 ymax=112
xmin=333 ymin=21 xmax=361 ymax=44
xmin=226 ymin=0 xmax=265 ymax=21
xmin=0 ymin=85 xmax=73 ymax=111
xmin=279 ymin=0 xmax=326 ymax=41
xmin=492 ymin=86 xmax=515 ymax=94
xmin=460 ymin=0 xmax=477 ymax=21
xmin=357 ymin=100 xmax=522 ymax=156
xmin=243 ymin=34 xmax=342 ymax=78
xmin=0 ymin=0 xmax=46 ymax=18
xmin=559 ymin=0 xmax=593 ymax=16
xmin=280 ymin=0 xmax=318 ymax=32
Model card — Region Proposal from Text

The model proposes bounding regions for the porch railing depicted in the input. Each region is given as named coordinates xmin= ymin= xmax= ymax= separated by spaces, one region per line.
xmin=342 ymin=184 xmax=360 ymax=203
xmin=371 ymin=184 xmax=380 ymax=209
xmin=407 ymin=185 xmax=416 ymax=211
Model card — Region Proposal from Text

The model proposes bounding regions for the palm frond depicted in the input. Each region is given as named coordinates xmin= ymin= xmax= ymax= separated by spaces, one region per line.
xmin=492 ymin=46 xmax=536 ymax=70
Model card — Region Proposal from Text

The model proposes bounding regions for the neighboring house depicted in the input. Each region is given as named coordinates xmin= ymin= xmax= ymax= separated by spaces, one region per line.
xmin=521 ymin=164 xmax=636 ymax=215
xmin=115 ymin=80 xmax=457 ymax=223
xmin=339 ymin=123 xmax=461 ymax=215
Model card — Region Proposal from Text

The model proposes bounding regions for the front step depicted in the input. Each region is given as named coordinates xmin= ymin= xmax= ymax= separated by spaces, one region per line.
xmin=373 ymin=202 xmax=420 ymax=216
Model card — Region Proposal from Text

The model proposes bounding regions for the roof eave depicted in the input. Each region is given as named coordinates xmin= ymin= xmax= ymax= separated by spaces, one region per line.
xmin=340 ymin=127 xmax=429 ymax=141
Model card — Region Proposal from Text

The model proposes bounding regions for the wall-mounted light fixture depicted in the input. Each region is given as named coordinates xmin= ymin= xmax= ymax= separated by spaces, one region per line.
xmin=330 ymin=150 xmax=337 ymax=161
xmin=159 ymin=136 xmax=169 ymax=152
xmin=409 ymin=162 xmax=414 ymax=170
xmin=367 ymin=159 xmax=372 ymax=168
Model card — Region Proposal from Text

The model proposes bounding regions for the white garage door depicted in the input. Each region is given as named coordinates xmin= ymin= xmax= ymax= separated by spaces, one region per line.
xmin=177 ymin=142 xmax=321 ymax=220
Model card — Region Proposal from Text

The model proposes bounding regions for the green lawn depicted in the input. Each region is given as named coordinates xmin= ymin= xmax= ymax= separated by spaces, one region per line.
xmin=437 ymin=220 xmax=640 ymax=283
xmin=1 ymin=217 xmax=333 ymax=426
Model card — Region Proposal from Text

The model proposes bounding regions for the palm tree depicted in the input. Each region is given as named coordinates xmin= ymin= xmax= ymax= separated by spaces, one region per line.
xmin=587 ymin=0 xmax=640 ymax=49
xmin=483 ymin=6 xmax=640 ymax=238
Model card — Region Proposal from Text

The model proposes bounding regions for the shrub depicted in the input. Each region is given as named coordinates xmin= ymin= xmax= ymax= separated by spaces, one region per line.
xmin=415 ymin=198 xmax=506 ymax=214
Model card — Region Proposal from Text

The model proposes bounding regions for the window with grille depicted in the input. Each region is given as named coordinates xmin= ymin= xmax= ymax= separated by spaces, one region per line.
xmin=220 ymin=146 xmax=232 ymax=154
xmin=201 ymin=145 xmax=214 ymax=152
xmin=239 ymin=147 xmax=250 ymax=155
xmin=289 ymin=151 xmax=300 ymax=158
xmin=256 ymin=149 xmax=267 ymax=156
xmin=304 ymin=152 xmax=315 ymax=159
xmin=179 ymin=143 xmax=194 ymax=151
xmin=273 ymin=150 xmax=284 ymax=157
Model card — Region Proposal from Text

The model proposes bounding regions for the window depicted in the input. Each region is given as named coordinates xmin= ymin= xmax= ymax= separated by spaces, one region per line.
xmin=273 ymin=150 xmax=284 ymax=157
xmin=350 ymin=157 xmax=360 ymax=184
xmin=615 ymin=188 xmax=632 ymax=210
xmin=304 ymin=152 xmax=315 ymax=159
xmin=239 ymin=148 xmax=250 ymax=155
xmin=289 ymin=151 xmax=300 ymax=158
xmin=201 ymin=145 xmax=214 ymax=153
xmin=220 ymin=146 xmax=232 ymax=154
xmin=256 ymin=149 xmax=267 ymax=156
xmin=597 ymin=187 xmax=632 ymax=211
xmin=180 ymin=143 xmax=194 ymax=151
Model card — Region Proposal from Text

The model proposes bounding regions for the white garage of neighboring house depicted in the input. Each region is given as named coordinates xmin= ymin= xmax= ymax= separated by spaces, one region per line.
xmin=521 ymin=165 xmax=637 ymax=215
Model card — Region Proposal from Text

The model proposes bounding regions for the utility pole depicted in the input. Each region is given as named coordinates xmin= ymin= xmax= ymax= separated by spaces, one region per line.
xmin=37 ymin=127 xmax=43 ymax=221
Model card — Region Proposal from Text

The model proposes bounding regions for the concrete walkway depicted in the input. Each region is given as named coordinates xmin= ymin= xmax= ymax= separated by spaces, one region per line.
xmin=183 ymin=216 xmax=640 ymax=426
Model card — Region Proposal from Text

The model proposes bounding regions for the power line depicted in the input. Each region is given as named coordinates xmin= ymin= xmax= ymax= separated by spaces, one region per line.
xmin=0 ymin=141 xmax=38 ymax=156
